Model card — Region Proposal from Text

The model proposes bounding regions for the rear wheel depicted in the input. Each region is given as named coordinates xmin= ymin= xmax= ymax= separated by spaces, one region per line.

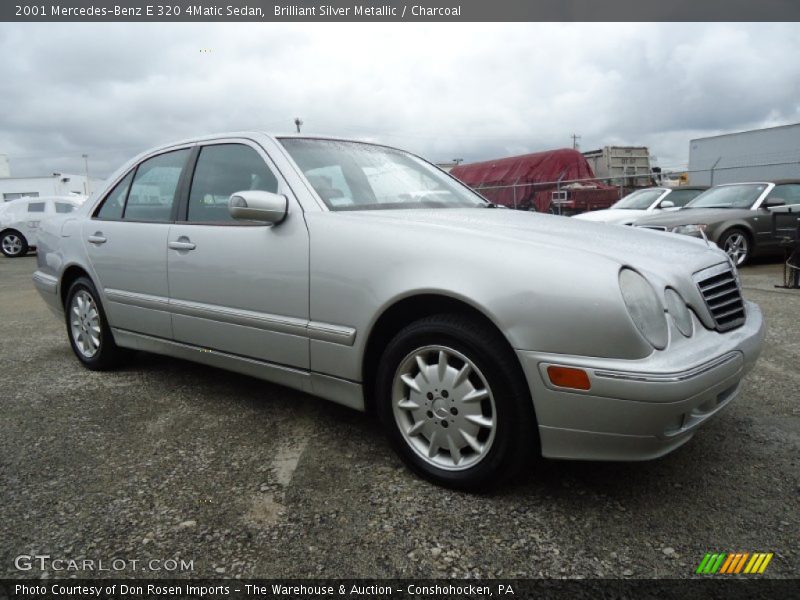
xmin=719 ymin=228 xmax=751 ymax=266
xmin=1 ymin=230 xmax=28 ymax=257
xmin=376 ymin=313 xmax=538 ymax=490
xmin=65 ymin=277 xmax=127 ymax=370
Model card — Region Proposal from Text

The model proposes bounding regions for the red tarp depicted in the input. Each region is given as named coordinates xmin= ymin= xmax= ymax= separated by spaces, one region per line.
xmin=450 ymin=148 xmax=619 ymax=213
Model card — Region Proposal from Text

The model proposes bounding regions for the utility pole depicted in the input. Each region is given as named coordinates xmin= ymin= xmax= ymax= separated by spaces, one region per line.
xmin=570 ymin=134 xmax=581 ymax=150
xmin=82 ymin=154 xmax=91 ymax=195
xmin=294 ymin=118 xmax=303 ymax=134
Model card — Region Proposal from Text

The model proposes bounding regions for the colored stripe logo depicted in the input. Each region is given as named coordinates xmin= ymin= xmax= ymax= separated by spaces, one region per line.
xmin=696 ymin=552 xmax=773 ymax=574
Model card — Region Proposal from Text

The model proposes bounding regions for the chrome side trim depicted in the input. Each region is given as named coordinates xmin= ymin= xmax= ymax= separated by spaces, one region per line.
xmin=308 ymin=321 xmax=357 ymax=346
xmin=32 ymin=271 xmax=58 ymax=294
xmin=105 ymin=288 xmax=356 ymax=346
xmin=169 ymin=297 xmax=308 ymax=337
xmin=105 ymin=288 xmax=170 ymax=311
xmin=593 ymin=352 xmax=740 ymax=383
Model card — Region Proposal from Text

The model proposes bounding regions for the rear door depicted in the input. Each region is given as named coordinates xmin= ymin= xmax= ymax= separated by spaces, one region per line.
xmin=84 ymin=147 xmax=191 ymax=338
xmin=166 ymin=140 xmax=310 ymax=368
xmin=23 ymin=200 xmax=48 ymax=245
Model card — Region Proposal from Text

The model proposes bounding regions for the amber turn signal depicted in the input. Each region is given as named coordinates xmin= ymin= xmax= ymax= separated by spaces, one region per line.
xmin=547 ymin=366 xmax=591 ymax=390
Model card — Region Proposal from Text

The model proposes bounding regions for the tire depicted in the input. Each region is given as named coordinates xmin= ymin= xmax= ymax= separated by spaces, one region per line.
xmin=375 ymin=313 xmax=538 ymax=490
xmin=1 ymin=230 xmax=28 ymax=257
xmin=718 ymin=228 xmax=751 ymax=266
xmin=65 ymin=276 xmax=127 ymax=370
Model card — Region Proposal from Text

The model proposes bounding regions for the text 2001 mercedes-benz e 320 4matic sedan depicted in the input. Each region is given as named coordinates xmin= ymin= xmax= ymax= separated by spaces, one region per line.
xmin=32 ymin=133 xmax=765 ymax=489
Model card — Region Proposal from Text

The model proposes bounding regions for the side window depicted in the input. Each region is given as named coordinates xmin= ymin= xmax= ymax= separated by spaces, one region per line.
xmin=96 ymin=171 xmax=133 ymax=220
xmin=27 ymin=202 xmax=45 ymax=213
xmin=55 ymin=202 xmax=76 ymax=214
xmin=768 ymin=184 xmax=800 ymax=206
xmin=124 ymin=149 xmax=190 ymax=222
xmin=187 ymin=144 xmax=278 ymax=223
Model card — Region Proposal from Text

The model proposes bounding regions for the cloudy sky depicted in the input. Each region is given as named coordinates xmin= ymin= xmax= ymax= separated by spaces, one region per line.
xmin=1 ymin=22 xmax=799 ymax=179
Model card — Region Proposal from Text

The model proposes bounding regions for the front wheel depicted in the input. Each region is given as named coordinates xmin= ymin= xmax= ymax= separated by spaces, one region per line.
xmin=1 ymin=230 xmax=28 ymax=257
xmin=376 ymin=314 xmax=538 ymax=490
xmin=65 ymin=277 xmax=127 ymax=370
xmin=719 ymin=228 xmax=751 ymax=266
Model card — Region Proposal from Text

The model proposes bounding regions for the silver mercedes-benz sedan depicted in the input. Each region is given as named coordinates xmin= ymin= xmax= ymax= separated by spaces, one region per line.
xmin=32 ymin=133 xmax=765 ymax=489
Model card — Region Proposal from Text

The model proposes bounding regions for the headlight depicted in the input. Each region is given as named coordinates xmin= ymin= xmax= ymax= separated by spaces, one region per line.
xmin=671 ymin=223 xmax=707 ymax=235
xmin=664 ymin=288 xmax=693 ymax=337
xmin=619 ymin=268 xmax=668 ymax=349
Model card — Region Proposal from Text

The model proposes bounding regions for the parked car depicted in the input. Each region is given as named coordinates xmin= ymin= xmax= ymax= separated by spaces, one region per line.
xmin=574 ymin=186 xmax=707 ymax=225
xmin=1 ymin=196 xmax=84 ymax=257
xmin=32 ymin=134 xmax=764 ymax=489
xmin=633 ymin=181 xmax=800 ymax=265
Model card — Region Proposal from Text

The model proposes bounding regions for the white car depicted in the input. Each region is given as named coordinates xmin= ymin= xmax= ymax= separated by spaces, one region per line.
xmin=0 ymin=196 xmax=85 ymax=257
xmin=574 ymin=186 xmax=707 ymax=225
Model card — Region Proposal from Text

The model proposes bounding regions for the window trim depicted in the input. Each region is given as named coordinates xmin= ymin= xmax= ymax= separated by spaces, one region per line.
xmin=177 ymin=139 xmax=288 ymax=227
xmin=92 ymin=146 xmax=194 ymax=224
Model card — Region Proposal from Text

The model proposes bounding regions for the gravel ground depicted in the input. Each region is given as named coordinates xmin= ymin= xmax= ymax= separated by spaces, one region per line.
xmin=1 ymin=254 xmax=798 ymax=580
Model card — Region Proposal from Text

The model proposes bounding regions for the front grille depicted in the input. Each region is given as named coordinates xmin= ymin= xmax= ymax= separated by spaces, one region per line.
xmin=695 ymin=264 xmax=746 ymax=332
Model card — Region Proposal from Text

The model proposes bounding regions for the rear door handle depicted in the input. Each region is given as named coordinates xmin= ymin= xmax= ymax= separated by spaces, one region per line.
xmin=168 ymin=239 xmax=196 ymax=251
xmin=87 ymin=234 xmax=107 ymax=245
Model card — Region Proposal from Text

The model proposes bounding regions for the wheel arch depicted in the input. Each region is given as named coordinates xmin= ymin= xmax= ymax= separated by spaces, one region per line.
xmin=361 ymin=292 xmax=531 ymax=416
xmin=59 ymin=264 xmax=95 ymax=308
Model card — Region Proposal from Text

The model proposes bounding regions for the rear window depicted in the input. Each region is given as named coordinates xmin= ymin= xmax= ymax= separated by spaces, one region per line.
xmin=27 ymin=202 xmax=45 ymax=213
xmin=55 ymin=202 xmax=76 ymax=214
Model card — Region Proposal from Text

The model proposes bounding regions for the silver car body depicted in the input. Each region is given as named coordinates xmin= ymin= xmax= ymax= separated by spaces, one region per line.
xmin=32 ymin=132 xmax=765 ymax=462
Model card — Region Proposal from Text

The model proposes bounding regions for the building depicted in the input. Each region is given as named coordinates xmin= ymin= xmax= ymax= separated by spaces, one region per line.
xmin=688 ymin=123 xmax=800 ymax=186
xmin=0 ymin=155 xmax=10 ymax=178
xmin=582 ymin=146 xmax=653 ymax=187
xmin=0 ymin=173 xmax=104 ymax=201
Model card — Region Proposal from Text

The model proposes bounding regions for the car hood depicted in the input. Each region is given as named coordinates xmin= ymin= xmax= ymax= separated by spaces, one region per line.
xmin=337 ymin=208 xmax=726 ymax=274
xmin=634 ymin=207 xmax=754 ymax=227
xmin=574 ymin=208 xmax=649 ymax=224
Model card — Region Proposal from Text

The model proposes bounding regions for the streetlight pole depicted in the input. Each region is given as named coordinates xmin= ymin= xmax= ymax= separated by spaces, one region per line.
xmin=82 ymin=154 xmax=91 ymax=195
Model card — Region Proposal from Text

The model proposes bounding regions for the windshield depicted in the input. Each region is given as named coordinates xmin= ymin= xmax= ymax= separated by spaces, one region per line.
xmin=665 ymin=188 xmax=705 ymax=207
xmin=280 ymin=139 xmax=487 ymax=211
xmin=612 ymin=188 xmax=666 ymax=210
xmin=686 ymin=184 xmax=767 ymax=209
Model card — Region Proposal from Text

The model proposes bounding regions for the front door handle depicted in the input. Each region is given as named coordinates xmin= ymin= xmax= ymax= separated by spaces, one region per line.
xmin=87 ymin=234 xmax=107 ymax=245
xmin=168 ymin=238 xmax=196 ymax=251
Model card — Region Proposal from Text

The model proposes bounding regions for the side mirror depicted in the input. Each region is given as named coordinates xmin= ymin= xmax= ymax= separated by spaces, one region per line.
xmin=762 ymin=198 xmax=786 ymax=210
xmin=659 ymin=199 xmax=675 ymax=209
xmin=229 ymin=190 xmax=288 ymax=225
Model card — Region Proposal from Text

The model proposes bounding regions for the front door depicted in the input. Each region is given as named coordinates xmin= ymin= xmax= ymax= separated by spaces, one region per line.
xmin=166 ymin=141 xmax=310 ymax=369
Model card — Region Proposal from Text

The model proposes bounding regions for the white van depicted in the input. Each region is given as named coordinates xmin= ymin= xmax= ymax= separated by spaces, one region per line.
xmin=1 ymin=196 xmax=84 ymax=257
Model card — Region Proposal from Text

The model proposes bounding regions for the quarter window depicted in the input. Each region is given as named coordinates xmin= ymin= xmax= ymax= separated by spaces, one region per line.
xmin=187 ymin=144 xmax=278 ymax=223
xmin=96 ymin=171 xmax=133 ymax=220
xmin=27 ymin=202 xmax=45 ymax=213
xmin=123 ymin=149 xmax=190 ymax=222
xmin=55 ymin=202 xmax=76 ymax=214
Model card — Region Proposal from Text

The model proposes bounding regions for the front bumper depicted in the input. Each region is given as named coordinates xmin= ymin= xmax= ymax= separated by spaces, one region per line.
xmin=517 ymin=301 xmax=765 ymax=461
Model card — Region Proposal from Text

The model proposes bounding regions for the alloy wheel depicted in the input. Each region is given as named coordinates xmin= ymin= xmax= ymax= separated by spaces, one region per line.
xmin=70 ymin=290 xmax=101 ymax=358
xmin=723 ymin=232 xmax=749 ymax=266
xmin=392 ymin=345 xmax=496 ymax=471
xmin=2 ymin=234 xmax=23 ymax=256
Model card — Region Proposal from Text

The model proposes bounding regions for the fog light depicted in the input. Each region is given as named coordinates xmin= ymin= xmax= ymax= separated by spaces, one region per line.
xmin=547 ymin=366 xmax=591 ymax=390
